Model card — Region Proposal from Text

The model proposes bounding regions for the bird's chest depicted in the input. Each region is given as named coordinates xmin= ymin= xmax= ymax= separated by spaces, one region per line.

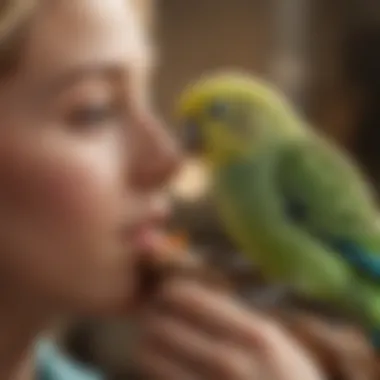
xmin=214 ymin=157 xmax=280 ymax=249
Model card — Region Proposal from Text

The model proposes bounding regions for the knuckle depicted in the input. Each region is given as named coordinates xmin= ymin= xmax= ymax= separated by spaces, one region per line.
xmin=250 ymin=320 xmax=285 ymax=349
xmin=264 ymin=322 xmax=294 ymax=347
xmin=213 ymin=345 xmax=252 ymax=378
xmin=159 ymin=274 xmax=205 ymax=302
xmin=158 ymin=277 xmax=185 ymax=301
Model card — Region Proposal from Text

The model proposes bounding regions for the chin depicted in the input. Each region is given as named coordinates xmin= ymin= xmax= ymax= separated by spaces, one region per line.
xmin=62 ymin=280 xmax=136 ymax=318
xmin=70 ymin=293 xmax=134 ymax=318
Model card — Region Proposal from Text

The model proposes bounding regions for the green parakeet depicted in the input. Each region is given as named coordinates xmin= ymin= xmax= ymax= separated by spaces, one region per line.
xmin=176 ymin=71 xmax=380 ymax=348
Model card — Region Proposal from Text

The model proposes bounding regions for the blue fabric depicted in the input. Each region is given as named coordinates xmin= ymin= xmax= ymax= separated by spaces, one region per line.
xmin=36 ymin=340 xmax=105 ymax=380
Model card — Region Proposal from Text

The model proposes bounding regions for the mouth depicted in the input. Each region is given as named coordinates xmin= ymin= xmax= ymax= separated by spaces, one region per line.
xmin=123 ymin=202 xmax=175 ymax=303
xmin=129 ymin=223 xmax=232 ymax=304
xmin=122 ymin=195 xmax=171 ymax=240
xmin=129 ymin=224 xmax=164 ymax=299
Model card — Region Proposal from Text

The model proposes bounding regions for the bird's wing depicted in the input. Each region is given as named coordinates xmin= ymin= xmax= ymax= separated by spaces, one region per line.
xmin=277 ymin=137 xmax=380 ymax=281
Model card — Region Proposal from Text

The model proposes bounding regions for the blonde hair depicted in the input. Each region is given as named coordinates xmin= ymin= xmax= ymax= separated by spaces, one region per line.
xmin=0 ymin=0 xmax=36 ymax=75
xmin=0 ymin=0 xmax=153 ymax=76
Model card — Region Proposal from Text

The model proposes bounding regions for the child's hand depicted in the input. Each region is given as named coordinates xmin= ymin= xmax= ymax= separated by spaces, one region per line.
xmin=135 ymin=277 xmax=325 ymax=380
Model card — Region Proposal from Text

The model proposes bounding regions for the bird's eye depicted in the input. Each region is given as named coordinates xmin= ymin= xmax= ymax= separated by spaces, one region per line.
xmin=208 ymin=101 xmax=229 ymax=119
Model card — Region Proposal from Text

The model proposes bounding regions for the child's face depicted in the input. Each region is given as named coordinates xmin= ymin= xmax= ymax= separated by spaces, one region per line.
xmin=0 ymin=0 xmax=180 ymax=315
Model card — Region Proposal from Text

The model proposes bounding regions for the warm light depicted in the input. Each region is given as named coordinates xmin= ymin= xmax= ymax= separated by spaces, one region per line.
xmin=170 ymin=158 xmax=210 ymax=201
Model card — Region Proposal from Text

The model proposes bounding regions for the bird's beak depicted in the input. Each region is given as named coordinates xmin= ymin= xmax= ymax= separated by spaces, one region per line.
xmin=179 ymin=119 xmax=205 ymax=156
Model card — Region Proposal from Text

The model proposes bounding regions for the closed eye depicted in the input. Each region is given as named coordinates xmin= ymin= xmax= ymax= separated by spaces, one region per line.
xmin=65 ymin=102 xmax=121 ymax=129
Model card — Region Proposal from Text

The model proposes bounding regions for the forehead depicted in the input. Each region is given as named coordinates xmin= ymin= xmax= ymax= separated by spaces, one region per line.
xmin=19 ymin=0 xmax=151 ymax=82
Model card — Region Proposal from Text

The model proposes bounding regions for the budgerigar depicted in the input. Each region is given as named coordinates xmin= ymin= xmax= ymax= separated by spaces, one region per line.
xmin=176 ymin=71 xmax=380 ymax=349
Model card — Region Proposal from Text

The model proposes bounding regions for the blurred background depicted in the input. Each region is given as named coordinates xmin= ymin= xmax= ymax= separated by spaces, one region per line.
xmin=155 ymin=0 xmax=380 ymax=176
xmin=61 ymin=1 xmax=380 ymax=379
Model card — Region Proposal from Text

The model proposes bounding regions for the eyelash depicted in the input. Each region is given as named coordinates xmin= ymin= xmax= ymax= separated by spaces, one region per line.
xmin=66 ymin=101 xmax=122 ymax=129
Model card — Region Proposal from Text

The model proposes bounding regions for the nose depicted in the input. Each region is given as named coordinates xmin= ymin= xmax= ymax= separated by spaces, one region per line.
xmin=129 ymin=116 xmax=182 ymax=190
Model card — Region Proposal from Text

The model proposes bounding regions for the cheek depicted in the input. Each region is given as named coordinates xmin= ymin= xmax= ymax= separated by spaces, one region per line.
xmin=0 ymin=137 xmax=126 ymax=250
xmin=0 ymin=134 xmax=134 ymax=303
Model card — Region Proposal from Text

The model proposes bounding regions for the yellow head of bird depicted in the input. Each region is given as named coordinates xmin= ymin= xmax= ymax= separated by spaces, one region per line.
xmin=176 ymin=71 xmax=303 ymax=166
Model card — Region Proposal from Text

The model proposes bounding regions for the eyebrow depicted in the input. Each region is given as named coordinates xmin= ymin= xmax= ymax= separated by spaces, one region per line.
xmin=39 ymin=64 xmax=123 ymax=98
xmin=38 ymin=57 xmax=153 ymax=100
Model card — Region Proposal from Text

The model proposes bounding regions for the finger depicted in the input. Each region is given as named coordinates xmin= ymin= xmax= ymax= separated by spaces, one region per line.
xmin=139 ymin=311 xmax=256 ymax=379
xmin=156 ymin=279 xmax=278 ymax=349
xmin=135 ymin=346 xmax=198 ymax=380
xmin=281 ymin=314 xmax=377 ymax=379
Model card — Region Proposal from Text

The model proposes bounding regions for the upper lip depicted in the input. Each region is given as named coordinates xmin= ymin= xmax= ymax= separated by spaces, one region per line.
xmin=122 ymin=206 xmax=170 ymax=241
